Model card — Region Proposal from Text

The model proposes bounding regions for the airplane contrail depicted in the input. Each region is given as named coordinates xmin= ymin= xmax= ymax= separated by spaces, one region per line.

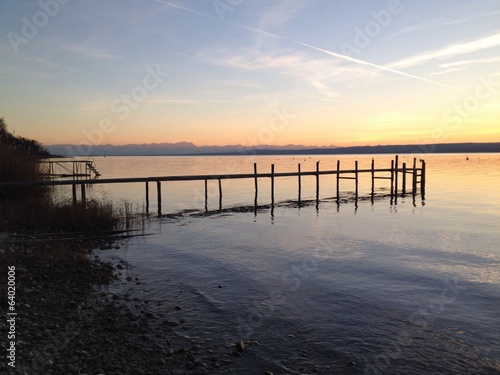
xmin=154 ymin=0 xmax=462 ymax=90
xmin=234 ymin=23 xmax=462 ymax=90
xmin=154 ymin=0 xmax=214 ymax=19
xmin=294 ymin=41 xmax=461 ymax=89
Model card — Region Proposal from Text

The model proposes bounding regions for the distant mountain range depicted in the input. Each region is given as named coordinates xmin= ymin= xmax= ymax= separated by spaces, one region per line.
xmin=46 ymin=141 xmax=500 ymax=157
xmin=47 ymin=142 xmax=334 ymax=156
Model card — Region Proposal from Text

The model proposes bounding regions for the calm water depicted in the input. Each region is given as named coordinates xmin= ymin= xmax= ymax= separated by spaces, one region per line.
xmin=77 ymin=154 xmax=499 ymax=374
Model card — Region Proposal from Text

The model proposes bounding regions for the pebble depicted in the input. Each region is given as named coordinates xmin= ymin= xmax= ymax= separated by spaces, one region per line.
xmin=175 ymin=347 xmax=188 ymax=355
xmin=66 ymin=364 xmax=78 ymax=373
xmin=6 ymin=238 xmax=240 ymax=375
xmin=235 ymin=339 xmax=245 ymax=352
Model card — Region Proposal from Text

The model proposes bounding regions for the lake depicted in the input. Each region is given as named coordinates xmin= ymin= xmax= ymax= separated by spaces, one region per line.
xmin=69 ymin=153 xmax=499 ymax=374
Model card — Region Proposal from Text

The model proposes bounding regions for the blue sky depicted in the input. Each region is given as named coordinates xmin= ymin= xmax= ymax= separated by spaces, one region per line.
xmin=1 ymin=0 xmax=499 ymax=148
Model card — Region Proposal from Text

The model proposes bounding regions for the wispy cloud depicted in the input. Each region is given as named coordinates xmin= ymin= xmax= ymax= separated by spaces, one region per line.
xmin=364 ymin=112 xmax=431 ymax=124
xmin=428 ymin=67 xmax=466 ymax=77
xmin=439 ymin=56 xmax=500 ymax=68
xmin=388 ymin=32 xmax=500 ymax=69
xmin=223 ymin=22 xmax=461 ymax=90
xmin=388 ymin=11 xmax=500 ymax=39
xmin=145 ymin=98 xmax=229 ymax=104
xmin=79 ymin=99 xmax=111 ymax=113
xmin=206 ymin=47 xmax=359 ymax=98
xmin=154 ymin=0 xmax=214 ymax=19
xmin=388 ymin=19 xmax=443 ymax=39
xmin=224 ymin=79 xmax=264 ymax=89
xmin=258 ymin=0 xmax=313 ymax=30
xmin=294 ymin=39 xmax=461 ymax=89
xmin=23 ymin=56 xmax=77 ymax=72
xmin=148 ymin=0 xmax=459 ymax=90
xmin=39 ymin=39 xmax=120 ymax=61
xmin=0 ymin=54 xmax=76 ymax=80
xmin=442 ymin=10 xmax=500 ymax=26
xmin=60 ymin=43 xmax=119 ymax=60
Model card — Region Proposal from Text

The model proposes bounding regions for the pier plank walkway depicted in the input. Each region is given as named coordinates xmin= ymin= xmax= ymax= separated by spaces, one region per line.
xmin=1 ymin=156 xmax=425 ymax=216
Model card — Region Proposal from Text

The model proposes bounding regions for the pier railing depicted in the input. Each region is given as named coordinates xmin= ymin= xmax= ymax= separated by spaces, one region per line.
xmin=1 ymin=155 xmax=425 ymax=215
xmin=38 ymin=159 xmax=101 ymax=178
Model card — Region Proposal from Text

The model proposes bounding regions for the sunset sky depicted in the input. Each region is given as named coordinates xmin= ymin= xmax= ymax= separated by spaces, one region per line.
xmin=1 ymin=0 xmax=499 ymax=148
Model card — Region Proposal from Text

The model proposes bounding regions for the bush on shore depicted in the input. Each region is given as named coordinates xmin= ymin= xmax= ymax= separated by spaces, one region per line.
xmin=0 ymin=117 xmax=141 ymax=233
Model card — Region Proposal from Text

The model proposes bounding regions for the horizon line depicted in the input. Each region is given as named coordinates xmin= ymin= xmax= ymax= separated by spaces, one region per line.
xmin=45 ymin=140 xmax=500 ymax=148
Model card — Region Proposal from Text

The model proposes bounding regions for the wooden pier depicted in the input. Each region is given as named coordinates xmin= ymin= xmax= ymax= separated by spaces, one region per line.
xmin=1 ymin=156 xmax=425 ymax=216
xmin=39 ymin=159 xmax=101 ymax=179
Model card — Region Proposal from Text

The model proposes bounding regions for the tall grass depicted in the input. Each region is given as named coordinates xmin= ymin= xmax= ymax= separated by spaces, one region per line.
xmin=0 ymin=144 xmax=52 ymax=202
xmin=0 ymin=119 xmax=144 ymax=307
xmin=0 ymin=139 xmax=143 ymax=233
xmin=0 ymin=191 xmax=145 ymax=233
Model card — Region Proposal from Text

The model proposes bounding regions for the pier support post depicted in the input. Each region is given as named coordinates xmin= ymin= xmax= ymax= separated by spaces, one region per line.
xmin=298 ymin=163 xmax=302 ymax=206
xmin=157 ymin=181 xmax=162 ymax=216
xmin=394 ymin=155 xmax=399 ymax=197
xmin=271 ymin=164 xmax=275 ymax=207
xmin=421 ymin=160 xmax=426 ymax=199
xmin=145 ymin=181 xmax=149 ymax=213
xmin=316 ymin=161 xmax=320 ymax=204
xmin=254 ymin=163 xmax=258 ymax=207
xmin=81 ymin=184 xmax=86 ymax=207
xmin=336 ymin=160 xmax=340 ymax=204
xmin=72 ymin=184 xmax=77 ymax=205
xmin=390 ymin=160 xmax=395 ymax=201
xmin=355 ymin=160 xmax=359 ymax=201
xmin=371 ymin=158 xmax=375 ymax=201
xmin=412 ymin=158 xmax=417 ymax=196
xmin=402 ymin=163 xmax=407 ymax=196
xmin=205 ymin=179 xmax=208 ymax=212
xmin=218 ymin=179 xmax=222 ymax=211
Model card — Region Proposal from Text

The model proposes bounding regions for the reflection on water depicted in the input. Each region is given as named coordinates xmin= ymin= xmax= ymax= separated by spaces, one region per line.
xmin=95 ymin=153 xmax=500 ymax=374
xmin=53 ymin=153 xmax=500 ymax=216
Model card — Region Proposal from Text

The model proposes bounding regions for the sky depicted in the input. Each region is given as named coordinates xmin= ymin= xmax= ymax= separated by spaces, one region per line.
xmin=1 ymin=0 xmax=499 ymax=148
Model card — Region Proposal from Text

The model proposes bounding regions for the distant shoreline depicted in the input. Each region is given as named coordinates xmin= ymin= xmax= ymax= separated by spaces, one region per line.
xmin=46 ymin=142 xmax=500 ymax=157
xmin=234 ymin=142 xmax=500 ymax=156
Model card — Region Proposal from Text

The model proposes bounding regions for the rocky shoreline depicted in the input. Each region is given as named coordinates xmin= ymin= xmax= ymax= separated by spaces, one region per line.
xmin=0 ymin=236 xmax=246 ymax=375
